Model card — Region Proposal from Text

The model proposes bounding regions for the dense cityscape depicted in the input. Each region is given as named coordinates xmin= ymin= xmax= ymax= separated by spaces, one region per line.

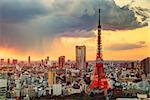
xmin=1 ymin=0 xmax=150 ymax=100
xmin=0 ymin=54 xmax=150 ymax=100
xmin=0 ymin=10 xmax=150 ymax=98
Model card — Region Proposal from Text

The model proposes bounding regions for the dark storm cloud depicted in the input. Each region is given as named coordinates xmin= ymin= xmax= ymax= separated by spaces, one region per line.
xmin=0 ymin=0 xmax=48 ymax=23
xmin=38 ymin=0 xmax=149 ymax=37
xmin=0 ymin=0 xmax=49 ymax=52
xmin=0 ymin=0 xmax=149 ymax=52
xmin=106 ymin=42 xmax=146 ymax=51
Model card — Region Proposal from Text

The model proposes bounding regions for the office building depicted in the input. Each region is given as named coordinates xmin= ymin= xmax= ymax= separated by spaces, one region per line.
xmin=7 ymin=59 xmax=10 ymax=64
xmin=0 ymin=59 xmax=4 ymax=65
xmin=141 ymin=57 xmax=150 ymax=75
xmin=45 ymin=56 xmax=49 ymax=64
xmin=76 ymin=46 xmax=86 ymax=70
xmin=58 ymin=56 xmax=65 ymax=69
xmin=28 ymin=56 xmax=31 ymax=64
xmin=48 ymin=69 xmax=56 ymax=86
xmin=12 ymin=59 xmax=18 ymax=65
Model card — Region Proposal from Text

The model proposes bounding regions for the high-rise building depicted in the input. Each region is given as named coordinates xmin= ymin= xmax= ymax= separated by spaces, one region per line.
xmin=58 ymin=56 xmax=65 ymax=68
xmin=46 ymin=56 xmax=49 ymax=64
xmin=12 ymin=59 xmax=18 ymax=65
xmin=46 ymin=56 xmax=52 ymax=65
xmin=41 ymin=59 xmax=44 ymax=65
xmin=46 ymin=56 xmax=50 ymax=61
xmin=141 ymin=57 xmax=150 ymax=75
xmin=48 ymin=69 xmax=56 ymax=86
xmin=76 ymin=46 xmax=86 ymax=70
xmin=28 ymin=56 xmax=31 ymax=64
xmin=7 ymin=59 xmax=10 ymax=64
xmin=0 ymin=59 xmax=4 ymax=65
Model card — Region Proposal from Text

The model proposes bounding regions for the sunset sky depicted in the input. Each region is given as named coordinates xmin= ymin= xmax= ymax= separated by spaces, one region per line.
xmin=0 ymin=0 xmax=150 ymax=61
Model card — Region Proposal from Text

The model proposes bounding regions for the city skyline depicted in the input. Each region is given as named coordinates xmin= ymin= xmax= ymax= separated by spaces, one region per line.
xmin=0 ymin=0 xmax=150 ymax=60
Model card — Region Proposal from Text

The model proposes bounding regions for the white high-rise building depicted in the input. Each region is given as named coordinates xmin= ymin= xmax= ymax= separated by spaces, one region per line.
xmin=76 ymin=45 xmax=86 ymax=70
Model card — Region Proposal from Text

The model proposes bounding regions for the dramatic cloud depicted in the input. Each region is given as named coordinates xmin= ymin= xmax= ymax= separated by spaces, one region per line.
xmin=121 ymin=0 xmax=150 ymax=27
xmin=0 ymin=0 xmax=48 ymax=23
xmin=0 ymin=0 xmax=150 ymax=53
xmin=106 ymin=42 xmax=146 ymax=51
xmin=39 ymin=0 xmax=150 ymax=34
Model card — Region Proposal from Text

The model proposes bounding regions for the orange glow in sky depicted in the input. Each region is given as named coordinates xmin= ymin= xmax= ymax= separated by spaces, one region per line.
xmin=1 ymin=25 xmax=149 ymax=61
xmin=0 ymin=0 xmax=150 ymax=61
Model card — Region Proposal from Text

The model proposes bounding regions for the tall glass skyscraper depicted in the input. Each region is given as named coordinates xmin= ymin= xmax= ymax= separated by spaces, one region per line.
xmin=76 ymin=46 xmax=86 ymax=70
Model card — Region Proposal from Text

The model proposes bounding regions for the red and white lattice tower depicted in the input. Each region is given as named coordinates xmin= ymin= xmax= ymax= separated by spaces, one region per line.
xmin=85 ymin=9 xmax=110 ymax=94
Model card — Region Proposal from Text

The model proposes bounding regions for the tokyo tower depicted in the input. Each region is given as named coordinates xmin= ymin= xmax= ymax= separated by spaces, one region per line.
xmin=85 ymin=9 xmax=110 ymax=94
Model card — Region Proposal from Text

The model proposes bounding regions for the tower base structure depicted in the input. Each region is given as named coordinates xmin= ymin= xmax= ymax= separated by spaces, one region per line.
xmin=85 ymin=61 xmax=111 ymax=95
